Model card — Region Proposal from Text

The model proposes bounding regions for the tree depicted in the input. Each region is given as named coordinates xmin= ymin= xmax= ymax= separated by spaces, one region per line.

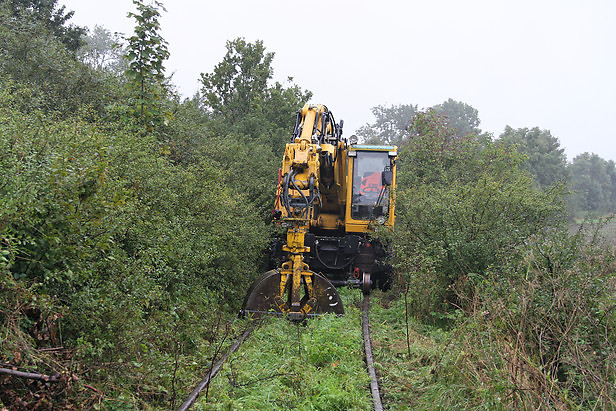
xmin=431 ymin=98 xmax=481 ymax=138
xmin=357 ymin=99 xmax=481 ymax=146
xmin=498 ymin=126 xmax=568 ymax=189
xmin=78 ymin=25 xmax=125 ymax=74
xmin=200 ymin=38 xmax=274 ymax=123
xmin=0 ymin=5 xmax=119 ymax=115
xmin=567 ymin=152 xmax=616 ymax=216
xmin=124 ymin=0 xmax=171 ymax=132
xmin=0 ymin=76 xmax=271 ymax=407
xmin=199 ymin=38 xmax=311 ymax=152
xmin=391 ymin=110 xmax=565 ymax=318
xmin=4 ymin=0 xmax=86 ymax=52
xmin=356 ymin=104 xmax=417 ymax=145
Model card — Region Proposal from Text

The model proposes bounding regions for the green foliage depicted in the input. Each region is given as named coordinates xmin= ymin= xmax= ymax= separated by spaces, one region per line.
xmin=498 ymin=125 xmax=568 ymax=190
xmin=163 ymin=95 xmax=211 ymax=165
xmin=567 ymin=152 xmax=616 ymax=217
xmin=197 ymin=134 xmax=280 ymax=221
xmin=199 ymin=38 xmax=311 ymax=154
xmin=0 ymin=85 xmax=123 ymax=296
xmin=371 ymin=232 xmax=616 ymax=410
xmin=201 ymin=38 xmax=274 ymax=123
xmin=392 ymin=110 xmax=565 ymax=318
xmin=0 ymin=9 xmax=120 ymax=116
xmin=0 ymin=74 xmax=270 ymax=407
xmin=0 ymin=8 xmax=330 ymax=408
xmin=381 ymin=109 xmax=615 ymax=409
xmin=3 ymin=0 xmax=86 ymax=52
xmin=356 ymin=103 xmax=417 ymax=145
xmin=194 ymin=38 xmax=313 ymax=221
xmin=432 ymin=98 xmax=482 ymax=139
xmin=165 ymin=95 xmax=285 ymax=221
xmin=124 ymin=0 xmax=171 ymax=133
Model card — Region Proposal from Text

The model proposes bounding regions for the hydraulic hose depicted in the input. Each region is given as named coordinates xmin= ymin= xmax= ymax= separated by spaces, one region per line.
xmin=290 ymin=172 xmax=310 ymax=218
xmin=282 ymin=170 xmax=292 ymax=216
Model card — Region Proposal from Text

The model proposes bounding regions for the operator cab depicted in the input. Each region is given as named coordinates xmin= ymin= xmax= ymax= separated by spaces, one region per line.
xmin=346 ymin=145 xmax=397 ymax=230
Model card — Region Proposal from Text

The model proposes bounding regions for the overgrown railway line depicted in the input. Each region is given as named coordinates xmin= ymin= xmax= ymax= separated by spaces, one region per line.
xmin=363 ymin=296 xmax=384 ymax=411
xmin=177 ymin=328 xmax=254 ymax=411
xmin=177 ymin=295 xmax=383 ymax=410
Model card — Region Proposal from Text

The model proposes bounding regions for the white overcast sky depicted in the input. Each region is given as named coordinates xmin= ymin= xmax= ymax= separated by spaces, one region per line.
xmin=61 ymin=0 xmax=616 ymax=162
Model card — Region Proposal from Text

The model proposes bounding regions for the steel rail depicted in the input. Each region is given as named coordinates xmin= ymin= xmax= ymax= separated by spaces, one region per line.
xmin=177 ymin=328 xmax=253 ymax=411
xmin=179 ymin=296 xmax=382 ymax=410
xmin=362 ymin=295 xmax=384 ymax=411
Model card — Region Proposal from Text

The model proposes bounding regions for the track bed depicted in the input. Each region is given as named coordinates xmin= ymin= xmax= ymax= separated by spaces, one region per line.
xmin=180 ymin=289 xmax=384 ymax=410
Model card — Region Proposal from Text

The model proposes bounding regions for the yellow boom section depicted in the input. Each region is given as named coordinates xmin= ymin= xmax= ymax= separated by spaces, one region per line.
xmin=243 ymin=104 xmax=344 ymax=320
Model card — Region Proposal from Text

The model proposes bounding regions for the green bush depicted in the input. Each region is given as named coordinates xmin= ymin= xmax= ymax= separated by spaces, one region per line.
xmin=0 ymin=8 xmax=120 ymax=117
xmin=0 ymin=79 xmax=270 ymax=406
xmin=391 ymin=110 xmax=565 ymax=319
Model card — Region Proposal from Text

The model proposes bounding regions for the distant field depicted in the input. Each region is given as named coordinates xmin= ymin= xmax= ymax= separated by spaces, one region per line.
xmin=571 ymin=216 xmax=616 ymax=243
xmin=602 ymin=220 xmax=616 ymax=242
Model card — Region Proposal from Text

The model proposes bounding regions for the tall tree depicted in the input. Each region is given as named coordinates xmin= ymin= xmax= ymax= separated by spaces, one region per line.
xmin=498 ymin=126 xmax=568 ymax=189
xmin=357 ymin=99 xmax=481 ymax=146
xmin=431 ymin=98 xmax=481 ymax=138
xmin=124 ymin=0 xmax=170 ymax=132
xmin=200 ymin=38 xmax=274 ymax=123
xmin=0 ymin=4 xmax=117 ymax=115
xmin=78 ymin=25 xmax=125 ymax=74
xmin=356 ymin=104 xmax=417 ymax=145
xmin=199 ymin=38 xmax=311 ymax=152
xmin=392 ymin=109 xmax=564 ymax=317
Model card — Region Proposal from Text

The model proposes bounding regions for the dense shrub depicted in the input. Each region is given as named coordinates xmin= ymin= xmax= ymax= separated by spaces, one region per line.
xmin=475 ymin=224 xmax=616 ymax=407
xmin=0 ymin=7 xmax=120 ymax=117
xmin=428 ymin=224 xmax=616 ymax=409
xmin=388 ymin=110 xmax=616 ymax=408
xmin=0 ymin=79 xmax=271 ymax=406
xmin=391 ymin=110 xmax=565 ymax=319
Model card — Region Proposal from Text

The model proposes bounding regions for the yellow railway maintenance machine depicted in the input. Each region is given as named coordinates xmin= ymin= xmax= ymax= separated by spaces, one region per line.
xmin=242 ymin=104 xmax=397 ymax=320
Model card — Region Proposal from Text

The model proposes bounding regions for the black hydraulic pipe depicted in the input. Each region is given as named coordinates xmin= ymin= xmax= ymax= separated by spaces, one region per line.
xmin=282 ymin=171 xmax=292 ymax=215
xmin=290 ymin=173 xmax=310 ymax=218
xmin=292 ymin=111 xmax=302 ymax=140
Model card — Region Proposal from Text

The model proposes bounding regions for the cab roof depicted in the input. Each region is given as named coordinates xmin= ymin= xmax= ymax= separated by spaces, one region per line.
xmin=349 ymin=144 xmax=397 ymax=151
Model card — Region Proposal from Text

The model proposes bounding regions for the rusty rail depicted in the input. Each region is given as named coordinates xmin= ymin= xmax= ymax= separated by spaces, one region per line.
xmin=363 ymin=295 xmax=383 ymax=411
xmin=177 ymin=328 xmax=252 ymax=411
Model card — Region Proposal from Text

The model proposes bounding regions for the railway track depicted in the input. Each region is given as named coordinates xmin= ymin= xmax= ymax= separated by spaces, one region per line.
xmin=363 ymin=295 xmax=384 ymax=410
xmin=177 ymin=294 xmax=383 ymax=410
xmin=176 ymin=328 xmax=253 ymax=411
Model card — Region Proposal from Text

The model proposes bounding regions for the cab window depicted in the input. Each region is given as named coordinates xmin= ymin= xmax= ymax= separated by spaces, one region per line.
xmin=351 ymin=151 xmax=390 ymax=220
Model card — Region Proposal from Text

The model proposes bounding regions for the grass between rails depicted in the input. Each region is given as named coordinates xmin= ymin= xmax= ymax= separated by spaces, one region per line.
xmin=194 ymin=289 xmax=371 ymax=410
